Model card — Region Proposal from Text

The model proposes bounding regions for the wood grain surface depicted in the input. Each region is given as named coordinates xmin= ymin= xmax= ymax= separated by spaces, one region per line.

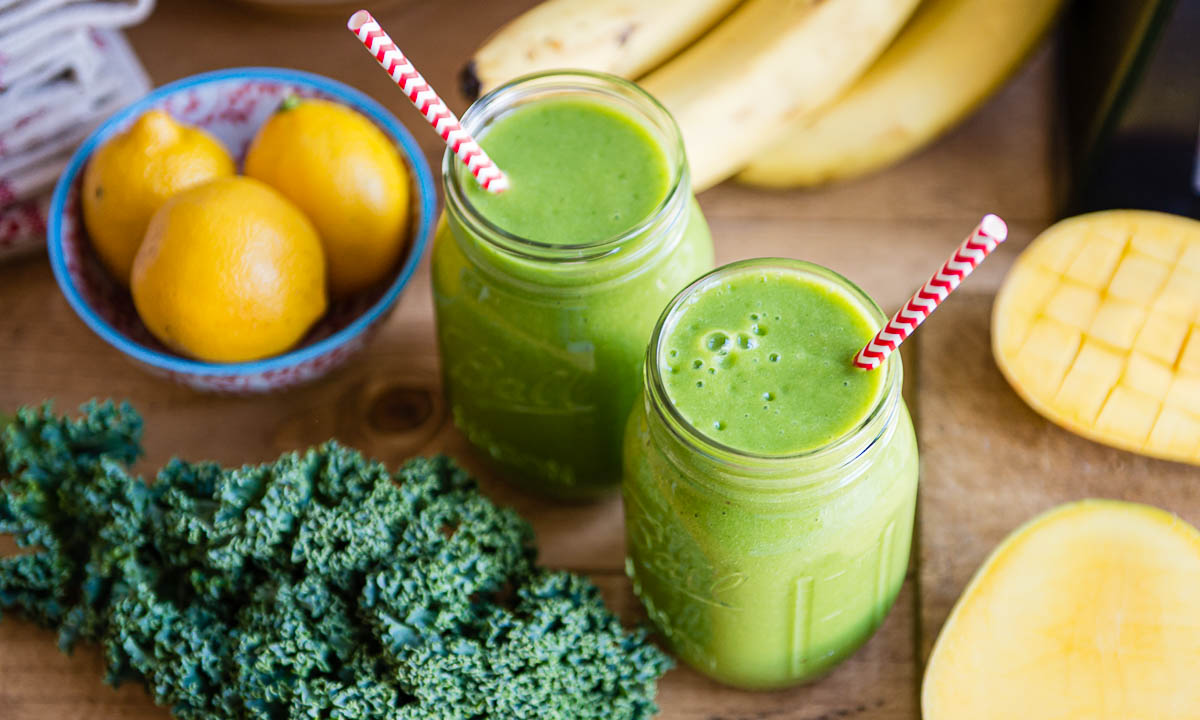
xmin=0 ymin=0 xmax=1104 ymax=717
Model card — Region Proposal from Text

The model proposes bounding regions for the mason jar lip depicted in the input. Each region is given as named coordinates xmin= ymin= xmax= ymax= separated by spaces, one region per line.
xmin=645 ymin=258 xmax=901 ymax=468
xmin=442 ymin=70 xmax=689 ymax=263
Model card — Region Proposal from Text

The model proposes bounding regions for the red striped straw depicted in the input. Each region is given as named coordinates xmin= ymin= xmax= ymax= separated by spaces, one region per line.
xmin=347 ymin=10 xmax=509 ymax=193
xmin=854 ymin=214 xmax=1008 ymax=370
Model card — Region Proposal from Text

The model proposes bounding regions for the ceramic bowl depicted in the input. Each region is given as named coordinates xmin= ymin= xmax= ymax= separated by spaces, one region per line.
xmin=48 ymin=67 xmax=436 ymax=393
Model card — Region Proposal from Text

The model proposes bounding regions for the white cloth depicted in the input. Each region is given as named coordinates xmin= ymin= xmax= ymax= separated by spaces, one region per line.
xmin=0 ymin=0 xmax=153 ymax=260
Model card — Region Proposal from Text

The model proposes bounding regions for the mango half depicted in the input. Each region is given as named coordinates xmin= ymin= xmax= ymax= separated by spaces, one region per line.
xmin=922 ymin=500 xmax=1200 ymax=719
xmin=993 ymin=210 xmax=1200 ymax=464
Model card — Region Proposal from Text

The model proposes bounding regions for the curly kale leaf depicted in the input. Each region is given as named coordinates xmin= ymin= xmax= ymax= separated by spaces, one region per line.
xmin=0 ymin=403 xmax=671 ymax=719
xmin=0 ymin=400 xmax=142 ymax=633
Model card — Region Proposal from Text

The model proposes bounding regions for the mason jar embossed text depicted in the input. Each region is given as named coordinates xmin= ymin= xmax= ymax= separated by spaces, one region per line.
xmin=623 ymin=259 xmax=919 ymax=688
xmin=432 ymin=71 xmax=714 ymax=500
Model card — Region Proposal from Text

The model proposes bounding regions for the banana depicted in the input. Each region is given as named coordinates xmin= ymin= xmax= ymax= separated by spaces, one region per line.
xmin=461 ymin=0 xmax=744 ymax=100
xmin=638 ymin=0 xmax=921 ymax=192
xmin=736 ymin=0 xmax=1067 ymax=188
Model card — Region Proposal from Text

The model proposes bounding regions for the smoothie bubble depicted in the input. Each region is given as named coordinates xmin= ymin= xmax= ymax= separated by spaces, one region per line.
xmin=659 ymin=266 xmax=884 ymax=455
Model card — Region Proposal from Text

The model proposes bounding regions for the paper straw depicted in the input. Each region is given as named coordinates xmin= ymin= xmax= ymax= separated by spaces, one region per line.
xmin=347 ymin=10 xmax=509 ymax=193
xmin=854 ymin=213 xmax=1008 ymax=370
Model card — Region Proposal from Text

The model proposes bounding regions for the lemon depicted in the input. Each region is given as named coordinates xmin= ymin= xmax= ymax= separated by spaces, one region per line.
xmin=245 ymin=97 xmax=410 ymax=296
xmin=83 ymin=110 xmax=235 ymax=284
xmin=131 ymin=177 xmax=327 ymax=364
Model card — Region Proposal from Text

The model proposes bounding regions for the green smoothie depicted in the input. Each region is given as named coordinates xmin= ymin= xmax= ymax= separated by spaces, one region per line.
xmin=462 ymin=98 xmax=670 ymax=244
xmin=433 ymin=73 xmax=714 ymax=500
xmin=659 ymin=268 xmax=885 ymax=454
xmin=623 ymin=259 xmax=919 ymax=688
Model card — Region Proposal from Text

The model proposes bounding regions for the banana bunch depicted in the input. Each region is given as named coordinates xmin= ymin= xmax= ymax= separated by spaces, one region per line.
xmin=464 ymin=0 xmax=1066 ymax=192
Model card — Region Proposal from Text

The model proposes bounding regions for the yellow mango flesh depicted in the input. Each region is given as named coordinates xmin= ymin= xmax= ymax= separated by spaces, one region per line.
xmin=993 ymin=211 xmax=1200 ymax=465
xmin=923 ymin=500 xmax=1200 ymax=719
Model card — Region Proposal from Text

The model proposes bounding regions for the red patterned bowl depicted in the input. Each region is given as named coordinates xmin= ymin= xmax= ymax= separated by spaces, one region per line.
xmin=48 ymin=67 xmax=436 ymax=394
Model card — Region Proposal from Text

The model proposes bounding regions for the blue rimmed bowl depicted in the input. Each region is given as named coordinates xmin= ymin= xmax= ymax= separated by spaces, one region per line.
xmin=48 ymin=67 xmax=436 ymax=394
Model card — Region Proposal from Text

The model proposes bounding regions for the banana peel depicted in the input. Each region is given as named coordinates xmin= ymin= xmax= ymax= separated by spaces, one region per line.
xmin=737 ymin=0 xmax=1067 ymax=188
xmin=461 ymin=0 xmax=743 ymax=100
xmin=640 ymin=0 xmax=921 ymax=192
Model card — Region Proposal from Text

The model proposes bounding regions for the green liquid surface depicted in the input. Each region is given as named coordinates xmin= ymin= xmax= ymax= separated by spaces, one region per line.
xmin=660 ymin=267 xmax=884 ymax=455
xmin=462 ymin=97 xmax=671 ymax=245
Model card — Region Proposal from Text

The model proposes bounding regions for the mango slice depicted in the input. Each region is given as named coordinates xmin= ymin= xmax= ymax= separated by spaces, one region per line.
xmin=993 ymin=211 xmax=1200 ymax=464
xmin=923 ymin=500 xmax=1200 ymax=719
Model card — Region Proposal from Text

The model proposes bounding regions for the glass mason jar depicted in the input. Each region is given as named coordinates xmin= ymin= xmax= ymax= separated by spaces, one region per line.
xmin=432 ymin=72 xmax=714 ymax=501
xmin=622 ymin=260 xmax=919 ymax=689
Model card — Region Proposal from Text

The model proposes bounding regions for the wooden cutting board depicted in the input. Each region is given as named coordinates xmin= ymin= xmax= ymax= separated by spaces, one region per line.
xmin=914 ymin=294 xmax=1200 ymax=663
xmin=0 ymin=0 xmax=1106 ymax=718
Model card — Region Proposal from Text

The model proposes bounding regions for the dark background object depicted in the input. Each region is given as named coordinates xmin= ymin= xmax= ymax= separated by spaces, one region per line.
xmin=1061 ymin=0 xmax=1200 ymax=218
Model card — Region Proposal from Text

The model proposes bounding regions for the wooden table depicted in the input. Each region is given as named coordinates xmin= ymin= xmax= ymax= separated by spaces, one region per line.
xmin=3 ymin=2 xmax=1197 ymax=718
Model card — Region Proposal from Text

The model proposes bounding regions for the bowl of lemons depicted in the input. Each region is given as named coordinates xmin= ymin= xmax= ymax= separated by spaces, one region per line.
xmin=48 ymin=67 xmax=436 ymax=393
